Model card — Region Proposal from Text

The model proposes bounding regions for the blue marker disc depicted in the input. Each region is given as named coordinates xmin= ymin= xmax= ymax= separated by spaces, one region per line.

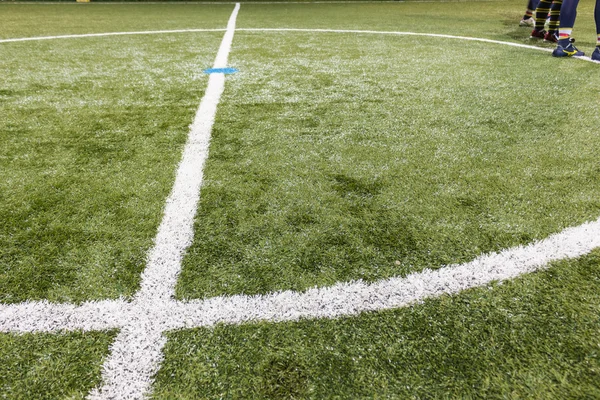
xmin=203 ymin=67 xmax=238 ymax=74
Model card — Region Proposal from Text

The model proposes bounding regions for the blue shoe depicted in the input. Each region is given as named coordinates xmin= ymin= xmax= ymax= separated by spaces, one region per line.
xmin=552 ymin=42 xmax=584 ymax=57
xmin=593 ymin=47 xmax=600 ymax=62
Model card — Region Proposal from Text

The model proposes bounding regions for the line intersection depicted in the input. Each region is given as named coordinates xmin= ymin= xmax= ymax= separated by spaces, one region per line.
xmin=2 ymin=5 xmax=600 ymax=399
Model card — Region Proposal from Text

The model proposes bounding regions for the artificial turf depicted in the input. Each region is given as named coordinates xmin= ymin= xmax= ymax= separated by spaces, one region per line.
xmin=1 ymin=1 xmax=599 ymax=398
xmin=0 ymin=3 xmax=233 ymax=39
xmin=0 ymin=31 xmax=224 ymax=303
xmin=236 ymin=0 xmax=600 ymax=50
xmin=176 ymin=29 xmax=600 ymax=299
xmin=0 ymin=331 xmax=117 ymax=399
xmin=156 ymin=250 xmax=600 ymax=399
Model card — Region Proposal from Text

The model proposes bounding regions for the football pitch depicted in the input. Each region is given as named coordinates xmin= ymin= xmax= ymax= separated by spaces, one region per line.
xmin=1 ymin=0 xmax=600 ymax=398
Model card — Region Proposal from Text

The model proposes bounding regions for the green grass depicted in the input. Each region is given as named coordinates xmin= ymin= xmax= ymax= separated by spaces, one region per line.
xmin=157 ymin=251 xmax=600 ymax=399
xmin=1 ymin=1 xmax=600 ymax=398
xmin=0 ymin=4 xmax=233 ymax=39
xmin=237 ymin=1 xmax=600 ymax=50
xmin=0 ymin=331 xmax=117 ymax=399
xmin=176 ymin=30 xmax=600 ymax=299
xmin=2 ymin=1 xmax=599 ymax=50
xmin=0 ymin=31 xmax=228 ymax=303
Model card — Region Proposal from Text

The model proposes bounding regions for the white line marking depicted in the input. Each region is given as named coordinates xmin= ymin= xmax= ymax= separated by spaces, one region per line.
xmin=134 ymin=72 xmax=226 ymax=303
xmin=2 ymin=217 xmax=600 ymax=335
xmin=0 ymin=28 xmax=225 ymax=43
xmin=236 ymin=28 xmax=600 ymax=63
xmin=86 ymin=4 xmax=240 ymax=399
xmin=172 ymin=218 xmax=600 ymax=328
xmin=0 ymin=299 xmax=127 ymax=333
xmin=3 ymin=27 xmax=598 ymax=64
xmin=1 ymin=17 xmax=600 ymax=398
xmin=239 ymin=28 xmax=553 ymax=51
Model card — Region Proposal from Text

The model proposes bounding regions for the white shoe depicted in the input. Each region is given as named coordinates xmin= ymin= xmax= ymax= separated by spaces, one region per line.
xmin=519 ymin=18 xmax=535 ymax=27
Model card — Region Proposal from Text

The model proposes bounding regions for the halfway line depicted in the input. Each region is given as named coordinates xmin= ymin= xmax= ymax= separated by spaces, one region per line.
xmin=87 ymin=4 xmax=240 ymax=400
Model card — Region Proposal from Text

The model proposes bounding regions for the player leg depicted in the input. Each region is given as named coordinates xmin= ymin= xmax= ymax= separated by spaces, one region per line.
xmin=593 ymin=0 xmax=600 ymax=60
xmin=544 ymin=0 xmax=563 ymax=42
xmin=552 ymin=0 xmax=584 ymax=57
xmin=530 ymin=0 xmax=552 ymax=38
xmin=521 ymin=0 xmax=541 ymax=26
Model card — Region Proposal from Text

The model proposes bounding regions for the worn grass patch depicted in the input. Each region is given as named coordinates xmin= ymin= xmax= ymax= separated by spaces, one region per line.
xmin=157 ymin=250 xmax=600 ymax=399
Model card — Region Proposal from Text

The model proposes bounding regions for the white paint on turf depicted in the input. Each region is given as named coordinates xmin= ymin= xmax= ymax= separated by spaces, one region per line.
xmin=0 ymin=299 xmax=128 ymax=332
xmin=2 ymin=27 xmax=598 ymax=64
xmin=0 ymin=28 xmax=225 ymax=43
xmin=171 ymin=218 xmax=600 ymax=327
xmin=87 ymin=4 xmax=240 ymax=399
xmin=236 ymin=28 xmax=599 ymax=63
xmin=2 ymin=11 xmax=600 ymax=399
xmin=2 ymin=217 xmax=600 ymax=334
xmin=134 ymin=72 xmax=227 ymax=304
